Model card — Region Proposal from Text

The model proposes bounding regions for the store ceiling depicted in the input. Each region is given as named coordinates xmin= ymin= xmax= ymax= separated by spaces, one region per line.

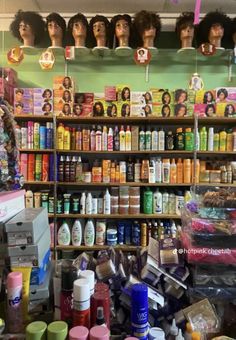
xmin=1 ymin=0 xmax=236 ymax=15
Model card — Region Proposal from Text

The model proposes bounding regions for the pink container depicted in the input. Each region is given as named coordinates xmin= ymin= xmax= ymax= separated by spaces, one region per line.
xmin=69 ymin=326 xmax=89 ymax=340
xmin=89 ymin=326 xmax=110 ymax=340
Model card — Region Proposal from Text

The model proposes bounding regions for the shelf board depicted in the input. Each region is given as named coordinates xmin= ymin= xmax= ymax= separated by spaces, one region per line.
xmin=56 ymin=116 xmax=194 ymax=124
xmin=198 ymin=117 xmax=236 ymax=125
xmin=196 ymin=183 xmax=236 ymax=187
xmin=14 ymin=115 xmax=53 ymax=121
xmin=56 ymin=245 xmax=140 ymax=251
xmin=57 ymin=150 xmax=193 ymax=155
xmin=197 ymin=151 xmax=236 ymax=155
xmin=19 ymin=149 xmax=54 ymax=153
xmin=49 ymin=213 xmax=181 ymax=219
xmin=57 ymin=182 xmax=191 ymax=187
xmin=24 ymin=181 xmax=54 ymax=185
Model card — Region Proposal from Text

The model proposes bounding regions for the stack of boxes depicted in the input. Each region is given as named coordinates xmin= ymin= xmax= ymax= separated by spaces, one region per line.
xmin=14 ymin=88 xmax=53 ymax=115
xmin=5 ymin=207 xmax=52 ymax=314
xmin=53 ymin=76 xmax=74 ymax=117
xmin=0 ymin=68 xmax=17 ymax=105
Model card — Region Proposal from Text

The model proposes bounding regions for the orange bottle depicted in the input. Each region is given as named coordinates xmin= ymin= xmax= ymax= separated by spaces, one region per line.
xmin=183 ymin=159 xmax=191 ymax=184
xmin=170 ymin=158 xmax=177 ymax=183
xmin=177 ymin=158 xmax=183 ymax=184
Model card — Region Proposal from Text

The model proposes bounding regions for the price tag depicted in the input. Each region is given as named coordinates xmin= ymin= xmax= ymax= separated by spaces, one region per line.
xmin=65 ymin=46 xmax=75 ymax=60
xmin=134 ymin=47 xmax=151 ymax=65
xmin=199 ymin=43 xmax=216 ymax=56
xmin=39 ymin=49 xmax=55 ymax=70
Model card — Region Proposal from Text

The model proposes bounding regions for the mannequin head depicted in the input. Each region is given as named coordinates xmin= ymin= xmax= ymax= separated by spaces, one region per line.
xmin=175 ymin=12 xmax=195 ymax=48
xmin=46 ymin=13 xmax=66 ymax=47
xmin=10 ymin=10 xmax=45 ymax=47
xmin=89 ymin=15 xmax=110 ymax=48
xmin=68 ymin=13 xmax=88 ymax=47
xmin=232 ymin=18 xmax=236 ymax=46
xmin=110 ymin=14 xmax=132 ymax=48
xmin=134 ymin=10 xmax=161 ymax=48
xmin=198 ymin=11 xmax=231 ymax=48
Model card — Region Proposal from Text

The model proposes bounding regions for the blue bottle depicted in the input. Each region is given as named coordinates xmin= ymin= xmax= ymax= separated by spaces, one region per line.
xmin=132 ymin=221 xmax=140 ymax=246
xmin=39 ymin=126 xmax=46 ymax=149
xmin=131 ymin=283 xmax=149 ymax=339
xmin=117 ymin=222 xmax=125 ymax=245
xmin=46 ymin=122 xmax=53 ymax=149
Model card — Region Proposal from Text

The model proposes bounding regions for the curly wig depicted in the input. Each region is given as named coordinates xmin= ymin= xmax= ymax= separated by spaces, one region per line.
xmin=46 ymin=12 xmax=66 ymax=38
xmin=198 ymin=10 xmax=231 ymax=46
xmin=67 ymin=13 xmax=89 ymax=45
xmin=110 ymin=14 xmax=133 ymax=48
xmin=133 ymin=10 xmax=161 ymax=48
xmin=175 ymin=12 xmax=194 ymax=39
xmin=10 ymin=10 xmax=45 ymax=45
xmin=89 ymin=15 xmax=110 ymax=48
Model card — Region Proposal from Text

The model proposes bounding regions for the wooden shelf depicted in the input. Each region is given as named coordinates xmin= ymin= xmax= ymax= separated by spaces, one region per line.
xmin=19 ymin=149 xmax=54 ymax=153
xmin=57 ymin=150 xmax=193 ymax=155
xmin=24 ymin=181 xmax=54 ymax=185
xmin=197 ymin=151 xmax=236 ymax=155
xmin=197 ymin=183 xmax=236 ymax=187
xmin=48 ymin=213 xmax=181 ymax=219
xmin=56 ymin=245 xmax=141 ymax=251
xmin=57 ymin=182 xmax=191 ymax=187
xmin=56 ymin=116 xmax=194 ymax=124
xmin=198 ymin=117 xmax=236 ymax=125
xmin=14 ymin=115 xmax=53 ymax=121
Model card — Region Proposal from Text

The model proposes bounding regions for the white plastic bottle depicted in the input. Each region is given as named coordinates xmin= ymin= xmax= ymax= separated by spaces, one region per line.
xmin=158 ymin=129 xmax=165 ymax=151
xmin=168 ymin=319 xmax=178 ymax=339
xmin=72 ymin=219 xmax=83 ymax=246
xmin=102 ymin=126 xmax=108 ymax=151
xmin=162 ymin=159 xmax=170 ymax=184
xmin=153 ymin=189 xmax=162 ymax=214
xmin=103 ymin=189 xmax=111 ymax=214
xmin=90 ymin=125 xmax=96 ymax=151
xmin=107 ymin=127 xmax=113 ymax=151
xmin=86 ymin=192 xmax=93 ymax=215
xmin=208 ymin=127 xmax=214 ymax=151
xmin=57 ymin=221 xmax=71 ymax=245
xmin=96 ymin=126 xmax=102 ymax=151
xmin=84 ymin=220 xmax=95 ymax=246
xmin=151 ymin=129 xmax=158 ymax=151
xmin=119 ymin=126 xmax=126 ymax=151
xmin=149 ymin=159 xmax=156 ymax=183
xmin=155 ymin=158 xmax=162 ymax=183
xmin=80 ymin=192 xmax=86 ymax=214
xmin=162 ymin=192 xmax=169 ymax=214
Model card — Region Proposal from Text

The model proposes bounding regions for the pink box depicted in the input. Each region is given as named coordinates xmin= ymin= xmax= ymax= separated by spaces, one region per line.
xmin=14 ymin=88 xmax=34 ymax=115
xmin=105 ymin=86 xmax=117 ymax=101
xmin=0 ymin=190 xmax=25 ymax=223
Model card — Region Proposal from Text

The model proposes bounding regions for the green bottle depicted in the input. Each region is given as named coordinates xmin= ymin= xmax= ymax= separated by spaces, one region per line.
xmin=200 ymin=127 xmax=207 ymax=151
xmin=143 ymin=187 xmax=153 ymax=214
xmin=26 ymin=321 xmax=47 ymax=340
xmin=47 ymin=321 xmax=68 ymax=340
xmin=213 ymin=133 xmax=220 ymax=151
xmin=185 ymin=128 xmax=194 ymax=151
xmin=176 ymin=128 xmax=185 ymax=150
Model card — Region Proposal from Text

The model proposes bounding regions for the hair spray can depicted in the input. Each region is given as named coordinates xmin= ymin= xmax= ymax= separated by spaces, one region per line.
xmin=131 ymin=284 xmax=148 ymax=339
xmin=35 ymin=154 xmax=42 ymax=181
xmin=27 ymin=154 xmax=35 ymax=181
xmin=27 ymin=121 xmax=34 ymax=149
xmin=42 ymin=154 xmax=49 ymax=181
xmin=39 ymin=126 xmax=46 ymax=149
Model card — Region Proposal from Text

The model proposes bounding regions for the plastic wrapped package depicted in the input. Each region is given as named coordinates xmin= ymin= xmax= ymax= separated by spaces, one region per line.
xmin=188 ymin=286 xmax=236 ymax=303
xmin=192 ymin=186 xmax=236 ymax=209
xmin=192 ymin=265 xmax=236 ymax=287
xmin=180 ymin=232 xmax=236 ymax=265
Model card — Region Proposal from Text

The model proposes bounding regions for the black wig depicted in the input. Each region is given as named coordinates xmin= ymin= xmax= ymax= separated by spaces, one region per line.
xmin=67 ymin=13 xmax=89 ymax=45
xmin=175 ymin=12 xmax=194 ymax=39
xmin=10 ymin=10 xmax=45 ymax=45
xmin=133 ymin=10 xmax=161 ymax=48
xmin=89 ymin=15 xmax=110 ymax=48
xmin=46 ymin=13 xmax=66 ymax=39
xmin=110 ymin=14 xmax=133 ymax=49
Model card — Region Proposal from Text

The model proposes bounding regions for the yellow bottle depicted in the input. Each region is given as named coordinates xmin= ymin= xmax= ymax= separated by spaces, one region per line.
xmin=191 ymin=332 xmax=202 ymax=340
xmin=177 ymin=158 xmax=183 ymax=184
xmin=183 ymin=159 xmax=191 ymax=184
xmin=170 ymin=158 xmax=177 ymax=183
xmin=226 ymin=129 xmax=233 ymax=151
xmin=57 ymin=123 xmax=64 ymax=150
xmin=191 ymin=159 xmax=200 ymax=184
xmin=63 ymin=127 xmax=71 ymax=150
xmin=219 ymin=129 xmax=227 ymax=151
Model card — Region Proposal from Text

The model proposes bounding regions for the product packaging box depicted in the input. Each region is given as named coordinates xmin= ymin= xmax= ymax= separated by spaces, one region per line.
xmin=151 ymin=89 xmax=174 ymax=105
xmin=93 ymin=93 xmax=106 ymax=116
xmin=130 ymin=104 xmax=145 ymax=117
xmin=6 ymin=207 xmax=49 ymax=246
xmin=33 ymin=88 xmax=53 ymax=116
xmin=174 ymin=89 xmax=188 ymax=104
xmin=195 ymin=90 xmax=216 ymax=104
xmin=131 ymin=91 xmax=146 ymax=105
xmin=74 ymin=92 xmax=94 ymax=116
xmin=215 ymin=87 xmax=236 ymax=103
xmin=14 ymin=88 xmax=34 ymax=115
xmin=30 ymin=262 xmax=53 ymax=301
xmin=0 ymin=190 xmax=25 ymax=224
xmin=216 ymin=102 xmax=236 ymax=117
xmin=152 ymin=104 xmax=174 ymax=117
xmin=53 ymin=76 xmax=74 ymax=117
xmin=116 ymin=84 xmax=130 ymax=102
xmin=105 ymin=101 xmax=118 ymax=117
xmin=105 ymin=86 xmax=117 ymax=101
xmin=131 ymin=126 xmax=139 ymax=151
xmin=8 ymin=227 xmax=50 ymax=267
xmin=117 ymin=101 xmax=130 ymax=117
xmin=30 ymin=249 xmax=51 ymax=285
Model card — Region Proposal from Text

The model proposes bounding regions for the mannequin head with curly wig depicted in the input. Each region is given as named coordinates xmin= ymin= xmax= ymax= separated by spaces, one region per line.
xmin=46 ymin=12 xmax=66 ymax=47
xmin=110 ymin=14 xmax=133 ymax=48
xmin=89 ymin=15 xmax=110 ymax=48
xmin=10 ymin=10 xmax=45 ymax=47
xmin=175 ymin=12 xmax=195 ymax=48
xmin=67 ymin=13 xmax=89 ymax=47
xmin=133 ymin=10 xmax=161 ymax=48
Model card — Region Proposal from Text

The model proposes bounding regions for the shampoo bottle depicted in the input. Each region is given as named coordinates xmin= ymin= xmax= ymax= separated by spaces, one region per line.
xmin=103 ymin=189 xmax=111 ymax=214
xmin=200 ymin=127 xmax=207 ymax=151
xmin=108 ymin=127 xmax=113 ymax=151
xmin=58 ymin=221 xmax=71 ymax=246
xmin=119 ymin=125 xmax=126 ymax=151
xmin=72 ymin=220 xmax=83 ymax=246
xmin=86 ymin=193 xmax=93 ymax=215
xmin=80 ymin=192 xmax=86 ymax=214
xmin=125 ymin=126 xmax=132 ymax=151
xmin=84 ymin=220 xmax=95 ymax=246
xmin=153 ymin=189 xmax=162 ymax=214
xmin=90 ymin=125 xmax=96 ymax=151
xmin=102 ymin=126 xmax=108 ymax=151
xmin=208 ymin=127 xmax=214 ymax=151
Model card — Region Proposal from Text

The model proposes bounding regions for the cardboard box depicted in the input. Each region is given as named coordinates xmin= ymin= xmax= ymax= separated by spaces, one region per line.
xmin=14 ymin=88 xmax=34 ymax=115
xmin=8 ymin=227 xmax=50 ymax=267
xmin=30 ymin=249 xmax=51 ymax=285
xmin=30 ymin=262 xmax=53 ymax=301
xmin=33 ymin=88 xmax=53 ymax=116
xmin=6 ymin=207 xmax=48 ymax=246
xmin=0 ymin=190 xmax=25 ymax=224
xmin=131 ymin=126 xmax=139 ymax=151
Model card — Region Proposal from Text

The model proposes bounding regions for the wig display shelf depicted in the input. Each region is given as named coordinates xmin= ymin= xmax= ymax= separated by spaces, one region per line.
xmin=56 ymin=245 xmax=141 ymax=252
xmin=19 ymin=149 xmax=54 ymax=153
xmin=198 ymin=117 xmax=236 ymax=125
xmin=57 ymin=150 xmax=193 ymax=155
xmin=56 ymin=116 xmax=194 ymax=125
xmin=57 ymin=182 xmax=191 ymax=187
xmin=49 ymin=213 xmax=181 ymax=219
xmin=14 ymin=115 xmax=53 ymax=122
xmin=24 ymin=181 xmax=54 ymax=185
